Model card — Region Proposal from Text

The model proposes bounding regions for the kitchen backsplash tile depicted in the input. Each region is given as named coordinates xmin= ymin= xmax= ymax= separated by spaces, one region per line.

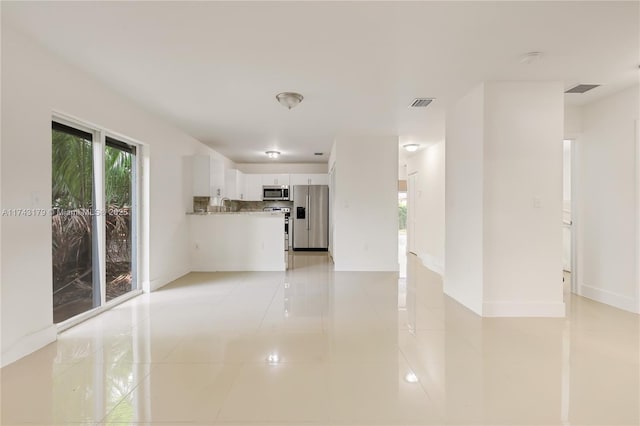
xmin=227 ymin=200 xmax=293 ymax=212
xmin=193 ymin=196 xmax=210 ymax=212
xmin=191 ymin=198 xmax=292 ymax=212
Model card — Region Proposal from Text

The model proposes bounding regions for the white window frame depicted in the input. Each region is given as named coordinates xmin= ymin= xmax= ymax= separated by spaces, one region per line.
xmin=52 ymin=112 xmax=146 ymax=332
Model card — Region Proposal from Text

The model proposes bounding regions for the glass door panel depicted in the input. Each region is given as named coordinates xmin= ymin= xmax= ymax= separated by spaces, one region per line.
xmin=52 ymin=122 xmax=98 ymax=323
xmin=105 ymin=138 xmax=136 ymax=301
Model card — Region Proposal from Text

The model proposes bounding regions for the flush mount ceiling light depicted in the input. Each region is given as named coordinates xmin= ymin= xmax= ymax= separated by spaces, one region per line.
xmin=276 ymin=92 xmax=304 ymax=109
xmin=267 ymin=353 xmax=280 ymax=365
xmin=403 ymin=144 xmax=419 ymax=152
xmin=520 ymin=51 xmax=542 ymax=65
xmin=266 ymin=151 xmax=280 ymax=159
xmin=404 ymin=372 xmax=419 ymax=383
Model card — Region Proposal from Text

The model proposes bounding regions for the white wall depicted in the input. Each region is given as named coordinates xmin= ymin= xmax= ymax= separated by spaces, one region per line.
xmin=398 ymin=150 xmax=410 ymax=180
xmin=236 ymin=163 xmax=327 ymax=174
xmin=575 ymin=85 xmax=639 ymax=313
xmin=564 ymin=104 xmax=583 ymax=141
xmin=331 ymin=135 xmax=398 ymax=271
xmin=0 ymin=25 xmax=232 ymax=365
xmin=406 ymin=142 xmax=446 ymax=275
xmin=482 ymin=82 xmax=564 ymax=316
xmin=445 ymin=82 xmax=565 ymax=317
xmin=444 ymin=85 xmax=486 ymax=315
xmin=562 ymin=140 xmax=572 ymax=207
xmin=562 ymin=140 xmax=572 ymax=271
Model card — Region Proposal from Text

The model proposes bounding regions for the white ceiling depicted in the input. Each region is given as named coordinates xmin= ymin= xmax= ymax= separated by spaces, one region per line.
xmin=3 ymin=1 xmax=638 ymax=163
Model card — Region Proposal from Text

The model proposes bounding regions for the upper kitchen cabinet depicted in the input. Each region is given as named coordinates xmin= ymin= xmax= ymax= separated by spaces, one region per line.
xmin=244 ymin=174 xmax=263 ymax=201
xmin=192 ymin=155 xmax=225 ymax=197
xmin=225 ymin=169 xmax=245 ymax=200
xmin=290 ymin=173 xmax=329 ymax=186
xmin=261 ymin=174 xmax=290 ymax=186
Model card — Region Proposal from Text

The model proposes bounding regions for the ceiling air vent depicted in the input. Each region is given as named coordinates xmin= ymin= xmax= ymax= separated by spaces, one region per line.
xmin=410 ymin=98 xmax=434 ymax=108
xmin=565 ymin=84 xmax=600 ymax=94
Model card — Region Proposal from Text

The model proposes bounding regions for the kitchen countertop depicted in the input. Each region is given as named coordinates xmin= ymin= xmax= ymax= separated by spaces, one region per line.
xmin=187 ymin=211 xmax=285 ymax=216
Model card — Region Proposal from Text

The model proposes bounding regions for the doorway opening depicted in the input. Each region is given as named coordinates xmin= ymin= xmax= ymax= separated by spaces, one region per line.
xmin=398 ymin=181 xmax=408 ymax=278
xmin=563 ymin=139 xmax=575 ymax=295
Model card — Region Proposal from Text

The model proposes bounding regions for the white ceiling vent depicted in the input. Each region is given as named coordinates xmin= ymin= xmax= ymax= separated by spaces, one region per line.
xmin=409 ymin=98 xmax=434 ymax=108
xmin=565 ymin=84 xmax=600 ymax=94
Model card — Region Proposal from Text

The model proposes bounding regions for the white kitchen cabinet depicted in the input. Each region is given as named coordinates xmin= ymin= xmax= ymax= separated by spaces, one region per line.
xmin=261 ymin=173 xmax=290 ymax=186
xmin=225 ymin=169 xmax=245 ymax=200
xmin=244 ymin=174 xmax=263 ymax=201
xmin=212 ymin=158 xmax=225 ymax=197
xmin=192 ymin=156 xmax=210 ymax=197
xmin=289 ymin=173 xmax=329 ymax=186
xmin=240 ymin=173 xmax=328 ymax=201
xmin=192 ymin=155 xmax=226 ymax=197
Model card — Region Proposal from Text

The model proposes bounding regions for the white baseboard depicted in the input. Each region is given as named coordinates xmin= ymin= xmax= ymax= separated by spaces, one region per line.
xmin=149 ymin=268 xmax=190 ymax=292
xmin=1 ymin=325 xmax=57 ymax=368
xmin=191 ymin=264 xmax=286 ymax=272
xmin=334 ymin=263 xmax=399 ymax=272
xmin=442 ymin=286 xmax=483 ymax=316
xmin=417 ymin=252 xmax=444 ymax=276
xmin=578 ymin=283 xmax=639 ymax=314
xmin=482 ymin=301 xmax=566 ymax=317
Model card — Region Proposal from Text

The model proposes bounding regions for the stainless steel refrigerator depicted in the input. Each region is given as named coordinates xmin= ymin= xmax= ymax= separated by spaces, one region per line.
xmin=292 ymin=185 xmax=329 ymax=250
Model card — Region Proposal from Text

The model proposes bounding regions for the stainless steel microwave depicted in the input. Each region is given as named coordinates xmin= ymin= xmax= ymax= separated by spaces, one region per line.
xmin=263 ymin=185 xmax=290 ymax=201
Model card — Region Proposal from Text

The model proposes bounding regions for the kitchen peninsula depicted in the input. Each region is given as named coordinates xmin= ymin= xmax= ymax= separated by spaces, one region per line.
xmin=188 ymin=211 xmax=286 ymax=271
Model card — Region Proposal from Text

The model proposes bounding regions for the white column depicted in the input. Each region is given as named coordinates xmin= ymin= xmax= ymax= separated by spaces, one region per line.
xmin=445 ymin=81 xmax=565 ymax=317
xmin=331 ymin=134 xmax=399 ymax=272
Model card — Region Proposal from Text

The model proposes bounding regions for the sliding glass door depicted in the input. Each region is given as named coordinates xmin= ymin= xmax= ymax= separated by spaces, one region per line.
xmin=52 ymin=120 xmax=138 ymax=323
xmin=105 ymin=137 xmax=136 ymax=301
xmin=52 ymin=123 xmax=99 ymax=322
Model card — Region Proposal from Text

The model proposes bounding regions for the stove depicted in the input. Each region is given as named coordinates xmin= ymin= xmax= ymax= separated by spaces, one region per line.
xmin=263 ymin=207 xmax=291 ymax=251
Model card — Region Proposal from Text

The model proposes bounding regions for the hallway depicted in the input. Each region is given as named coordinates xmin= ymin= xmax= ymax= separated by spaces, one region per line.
xmin=1 ymin=253 xmax=638 ymax=425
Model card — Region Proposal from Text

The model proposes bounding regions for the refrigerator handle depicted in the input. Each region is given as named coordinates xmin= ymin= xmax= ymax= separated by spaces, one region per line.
xmin=306 ymin=194 xmax=310 ymax=230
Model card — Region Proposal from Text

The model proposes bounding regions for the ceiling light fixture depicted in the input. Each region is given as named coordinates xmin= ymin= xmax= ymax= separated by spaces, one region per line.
xmin=403 ymin=144 xmax=419 ymax=152
xmin=276 ymin=92 xmax=304 ymax=109
xmin=266 ymin=151 xmax=280 ymax=159
xmin=267 ymin=353 xmax=280 ymax=365
xmin=404 ymin=372 xmax=419 ymax=383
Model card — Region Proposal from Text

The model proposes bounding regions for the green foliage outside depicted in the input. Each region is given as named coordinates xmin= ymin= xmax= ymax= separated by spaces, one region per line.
xmin=398 ymin=203 xmax=407 ymax=230
xmin=52 ymin=131 xmax=94 ymax=210
xmin=52 ymin=129 xmax=133 ymax=321
xmin=52 ymin=131 xmax=133 ymax=209
xmin=105 ymin=145 xmax=132 ymax=207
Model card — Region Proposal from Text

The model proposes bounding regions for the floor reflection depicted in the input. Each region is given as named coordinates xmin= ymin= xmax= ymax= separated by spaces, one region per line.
xmin=401 ymin=253 xmax=640 ymax=425
xmin=1 ymin=253 xmax=638 ymax=425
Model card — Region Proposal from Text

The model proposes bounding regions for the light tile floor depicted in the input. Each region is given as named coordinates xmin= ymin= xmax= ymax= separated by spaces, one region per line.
xmin=1 ymin=252 xmax=639 ymax=425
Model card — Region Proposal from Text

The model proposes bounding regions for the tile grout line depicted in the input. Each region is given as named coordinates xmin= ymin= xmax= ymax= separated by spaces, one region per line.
xmin=93 ymin=363 xmax=154 ymax=425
